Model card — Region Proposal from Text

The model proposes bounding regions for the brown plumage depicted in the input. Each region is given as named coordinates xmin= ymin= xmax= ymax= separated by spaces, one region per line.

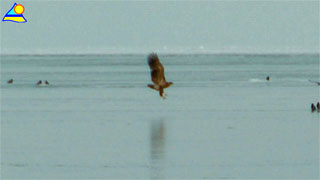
xmin=147 ymin=53 xmax=173 ymax=98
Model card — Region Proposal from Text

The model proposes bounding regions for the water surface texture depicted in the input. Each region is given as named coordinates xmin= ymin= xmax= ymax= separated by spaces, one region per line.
xmin=1 ymin=54 xmax=319 ymax=179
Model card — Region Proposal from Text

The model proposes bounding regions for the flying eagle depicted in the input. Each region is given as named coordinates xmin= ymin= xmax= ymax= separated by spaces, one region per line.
xmin=147 ymin=53 xmax=173 ymax=98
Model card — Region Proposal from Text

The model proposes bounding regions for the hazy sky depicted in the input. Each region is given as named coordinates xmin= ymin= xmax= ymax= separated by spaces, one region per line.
xmin=0 ymin=0 xmax=319 ymax=54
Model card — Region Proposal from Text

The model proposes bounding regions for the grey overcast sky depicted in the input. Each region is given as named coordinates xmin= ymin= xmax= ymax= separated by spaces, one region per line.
xmin=0 ymin=0 xmax=319 ymax=54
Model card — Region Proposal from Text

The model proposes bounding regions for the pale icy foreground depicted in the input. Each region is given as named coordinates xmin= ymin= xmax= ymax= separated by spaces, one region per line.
xmin=1 ymin=54 xmax=319 ymax=179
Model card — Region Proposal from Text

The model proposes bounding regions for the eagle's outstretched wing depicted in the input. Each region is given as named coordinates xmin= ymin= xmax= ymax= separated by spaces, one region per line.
xmin=148 ymin=53 xmax=166 ymax=85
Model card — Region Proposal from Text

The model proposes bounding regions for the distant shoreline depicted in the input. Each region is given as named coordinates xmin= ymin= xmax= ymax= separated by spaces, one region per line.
xmin=0 ymin=52 xmax=319 ymax=57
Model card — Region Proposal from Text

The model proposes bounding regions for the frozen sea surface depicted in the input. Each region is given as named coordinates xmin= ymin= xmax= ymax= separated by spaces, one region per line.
xmin=1 ymin=54 xmax=319 ymax=179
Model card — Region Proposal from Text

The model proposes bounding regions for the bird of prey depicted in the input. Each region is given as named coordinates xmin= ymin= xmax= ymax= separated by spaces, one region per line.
xmin=147 ymin=53 xmax=173 ymax=98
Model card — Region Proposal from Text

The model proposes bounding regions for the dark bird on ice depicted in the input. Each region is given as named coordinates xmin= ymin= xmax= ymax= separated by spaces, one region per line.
xmin=266 ymin=76 xmax=270 ymax=81
xmin=7 ymin=79 xmax=13 ymax=84
xmin=308 ymin=80 xmax=320 ymax=86
xmin=45 ymin=80 xmax=49 ymax=85
xmin=317 ymin=102 xmax=320 ymax=111
xmin=147 ymin=53 xmax=173 ymax=98
xmin=311 ymin=103 xmax=316 ymax=112
xmin=36 ymin=80 xmax=42 ymax=86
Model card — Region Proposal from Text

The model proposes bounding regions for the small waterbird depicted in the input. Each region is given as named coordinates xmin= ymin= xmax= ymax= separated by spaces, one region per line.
xmin=266 ymin=76 xmax=270 ymax=81
xmin=7 ymin=79 xmax=13 ymax=84
xmin=147 ymin=53 xmax=173 ymax=99
xmin=317 ymin=102 xmax=320 ymax=111
xmin=308 ymin=80 xmax=320 ymax=86
xmin=311 ymin=103 xmax=316 ymax=112
xmin=45 ymin=80 xmax=49 ymax=85
xmin=36 ymin=80 xmax=42 ymax=86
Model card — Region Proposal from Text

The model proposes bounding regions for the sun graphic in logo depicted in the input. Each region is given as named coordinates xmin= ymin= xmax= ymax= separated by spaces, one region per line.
xmin=14 ymin=4 xmax=25 ymax=14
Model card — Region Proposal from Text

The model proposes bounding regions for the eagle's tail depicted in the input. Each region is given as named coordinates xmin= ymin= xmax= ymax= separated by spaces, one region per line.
xmin=159 ymin=87 xmax=164 ymax=97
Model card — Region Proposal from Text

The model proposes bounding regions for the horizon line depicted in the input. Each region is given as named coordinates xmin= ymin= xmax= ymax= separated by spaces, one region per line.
xmin=1 ymin=51 xmax=319 ymax=56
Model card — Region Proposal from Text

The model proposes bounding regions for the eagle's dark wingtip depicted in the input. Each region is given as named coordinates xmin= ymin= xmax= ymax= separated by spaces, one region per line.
xmin=148 ymin=53 xmax=159 ymax=65
xmin=148 ymin=52 xmax=157 ymax=57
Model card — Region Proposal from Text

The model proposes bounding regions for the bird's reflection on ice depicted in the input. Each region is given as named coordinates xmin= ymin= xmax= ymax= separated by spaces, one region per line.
xmin=150 ymin=118 xmax=166 ymax=179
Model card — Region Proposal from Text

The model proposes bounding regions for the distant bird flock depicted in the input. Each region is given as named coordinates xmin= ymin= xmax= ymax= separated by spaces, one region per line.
xmin=36 ymin=80 xmax=50 ymax=86
xmin=5 ymin=53 xmax=320 ymax=111
xmin=8 ymin=79 xmax=50 ymax=86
